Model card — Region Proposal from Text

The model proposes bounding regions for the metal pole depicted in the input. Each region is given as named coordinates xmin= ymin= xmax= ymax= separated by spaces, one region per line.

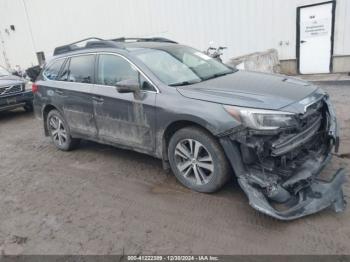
xmin=0 ymin=30 xmax=11 ymax=69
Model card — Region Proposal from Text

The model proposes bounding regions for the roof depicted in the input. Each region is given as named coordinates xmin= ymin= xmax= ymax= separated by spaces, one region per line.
xmin=53 ymin=37 xmax=178 ymax=56
xmin=123 ymin=41 xmax=179 ymax=50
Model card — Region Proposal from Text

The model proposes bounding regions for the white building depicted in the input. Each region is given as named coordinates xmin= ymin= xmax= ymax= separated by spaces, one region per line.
xmin=0 ymin=0 xmax=349 ymax=74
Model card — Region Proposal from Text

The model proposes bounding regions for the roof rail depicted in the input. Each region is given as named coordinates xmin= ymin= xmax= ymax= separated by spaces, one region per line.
xmin=53 ymin=37 xmax=124 ymax=56
xmin=53 ymin=36 xmax=178 ymax=56
xmin=111 ymin=37 xmax=178 ymax=44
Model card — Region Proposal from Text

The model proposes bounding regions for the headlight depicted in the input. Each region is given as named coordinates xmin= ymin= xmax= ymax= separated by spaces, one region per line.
xmin=24 ymin=82 xmax=32 ymax=91
xmin=224 ymin=105 xmax=297 ymax=130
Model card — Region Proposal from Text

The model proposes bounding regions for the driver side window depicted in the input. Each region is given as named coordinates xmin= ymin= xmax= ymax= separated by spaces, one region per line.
xmin=97 ymin=54 xmax=138 ymax=86
xmin=97 ymin=54 xmax=155 ymax=91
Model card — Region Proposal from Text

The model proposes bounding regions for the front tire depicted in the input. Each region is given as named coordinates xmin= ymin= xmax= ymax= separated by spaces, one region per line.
xmin=168 ymin=126 xmax=231 ymax=193
xmin=46 ymin=109 xmax=80 ymax=151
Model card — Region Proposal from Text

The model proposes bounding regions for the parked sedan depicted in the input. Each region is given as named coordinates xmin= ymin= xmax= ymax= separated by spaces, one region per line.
xmin=0 ymin=65 xmax=33 ymax=112
xmin=33 ymin=37 xmax=346 ymax=220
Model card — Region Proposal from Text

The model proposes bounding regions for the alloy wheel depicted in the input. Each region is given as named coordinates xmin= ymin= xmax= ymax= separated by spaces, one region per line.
xmin=48 ymin=115 xmax=68 ymax=147
xmin=174 ymin=139 xmax=214 ymax=185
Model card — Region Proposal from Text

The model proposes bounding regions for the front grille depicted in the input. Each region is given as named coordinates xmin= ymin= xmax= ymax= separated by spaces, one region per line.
xmin=270 ymin=100 xmax=326 ymax=157
xmin=267 ymin=99 xmax=328 ymax=176
xmin=271 ymin=115 xmax=322 ymax=157
xmin=0 ymin=84 xmax=23 ymax=96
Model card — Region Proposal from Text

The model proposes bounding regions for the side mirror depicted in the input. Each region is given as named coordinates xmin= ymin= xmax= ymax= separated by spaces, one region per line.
xmin=116 ymin=79 xmax=140 ymax=93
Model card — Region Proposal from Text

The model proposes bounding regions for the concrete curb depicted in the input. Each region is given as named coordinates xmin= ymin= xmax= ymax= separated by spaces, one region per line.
xmin=311 ymin=80 xmax=350 ymax=85
xmin=296 ymin=73 xmax=350 ymax=85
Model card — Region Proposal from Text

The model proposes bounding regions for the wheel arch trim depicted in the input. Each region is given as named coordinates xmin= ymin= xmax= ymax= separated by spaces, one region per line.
xmin=42 ymin=103 xmax=64 ymax=136
xmin=158 ymin=118 xmax=220 ymax=162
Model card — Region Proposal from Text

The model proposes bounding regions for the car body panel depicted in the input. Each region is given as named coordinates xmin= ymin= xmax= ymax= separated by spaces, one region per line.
xmin=176 ymin=71 xmax=318 ymax=110
xmin=91 ymin=83 xmax=157 ymax=153
xmin=35 ymin=79 xmax=98 ymax=138
xmin=0 ymin=78 xmax=24 ymax=86
xmin=0 ymin=90 xmax=33 ymax=112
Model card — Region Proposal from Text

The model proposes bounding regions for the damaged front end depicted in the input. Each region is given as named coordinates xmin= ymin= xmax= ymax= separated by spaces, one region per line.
xmin=220 ymin=93 xmax=346 ymax=220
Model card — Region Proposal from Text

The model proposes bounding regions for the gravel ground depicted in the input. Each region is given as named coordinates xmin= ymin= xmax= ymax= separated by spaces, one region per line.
xmin=0 ymin=84 xmax=349 ymax=255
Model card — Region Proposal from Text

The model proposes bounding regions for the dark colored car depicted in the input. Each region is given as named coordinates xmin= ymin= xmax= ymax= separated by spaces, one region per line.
xmin=33 ymin=37 xmax=346 ymax=220
xmin=0 ymin=65 xmax=33 ymax=112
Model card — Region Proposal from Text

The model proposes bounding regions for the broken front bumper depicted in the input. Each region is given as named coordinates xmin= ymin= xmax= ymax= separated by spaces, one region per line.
xmin=220 ymin=138 xmax=346 ymax=220
xmin=219 ymin=96 xmax=347 ymax=220
xmin=238 ymin=160 xmax=346 ymax=220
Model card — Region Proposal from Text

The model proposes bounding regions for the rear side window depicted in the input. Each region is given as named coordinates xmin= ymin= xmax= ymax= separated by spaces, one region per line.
xmin=57 ymin=60 xmax=69 ymax=81
xmin=43 ymin=59 xmax=64 ymax=80
xmin=68 ymin=55 xmax=95 ymax=83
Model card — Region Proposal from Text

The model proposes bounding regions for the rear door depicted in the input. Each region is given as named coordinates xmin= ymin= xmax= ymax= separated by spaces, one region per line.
xmin=91 ymin=53 xmax=157 ymax=153
xmin=39 ymin=58 xmax=66 ymax=116
xmin=58 ymin=54 xmax=97 ymax=138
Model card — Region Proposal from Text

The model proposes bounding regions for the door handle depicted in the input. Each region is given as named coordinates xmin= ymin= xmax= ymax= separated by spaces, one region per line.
xmin=54 ymin=89 xmax=64 ymax=95
xmin=300 ymin=40 xmax=307 ymax=44
xmin=92 ymin=96 xmax=104 ymax=103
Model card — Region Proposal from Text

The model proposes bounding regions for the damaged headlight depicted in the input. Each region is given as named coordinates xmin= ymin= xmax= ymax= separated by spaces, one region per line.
xmin=224 ymin=105 xmax=297 ymax=130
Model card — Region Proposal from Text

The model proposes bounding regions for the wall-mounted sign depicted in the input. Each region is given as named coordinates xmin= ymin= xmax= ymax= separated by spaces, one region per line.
xmin=301 ymin=18 xmax=331 ymax=39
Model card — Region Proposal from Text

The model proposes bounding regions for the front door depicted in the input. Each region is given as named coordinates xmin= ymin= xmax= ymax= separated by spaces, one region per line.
xmin=91 ymin=53 xmax=157 ymax=153
xmin=298 ymin=1 xmax=335 ymax=74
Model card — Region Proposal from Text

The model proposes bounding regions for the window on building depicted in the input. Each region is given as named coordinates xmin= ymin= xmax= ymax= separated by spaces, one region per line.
xmin=68 ymin=55 xmax=95 ymax=83
xmin=43 ymin=59 xmax=64 ymax=80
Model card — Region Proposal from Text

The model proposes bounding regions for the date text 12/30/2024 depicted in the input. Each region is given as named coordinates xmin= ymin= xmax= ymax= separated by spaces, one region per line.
xmin=127 ymin=255 xmax=219 ymax=261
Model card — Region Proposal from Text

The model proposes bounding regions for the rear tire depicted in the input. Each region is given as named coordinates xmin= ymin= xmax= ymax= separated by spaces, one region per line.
xmin=168 ymin=126 xmax=231 ymax=193
xmin=46 ymin=109 xmax=80 ymax=151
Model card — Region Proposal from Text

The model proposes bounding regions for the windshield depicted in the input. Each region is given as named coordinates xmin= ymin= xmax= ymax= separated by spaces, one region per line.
xmin=134 ymin=46 xmax=234 ymax=86
xmin=0 ymin=66 xmax=10 ymax=77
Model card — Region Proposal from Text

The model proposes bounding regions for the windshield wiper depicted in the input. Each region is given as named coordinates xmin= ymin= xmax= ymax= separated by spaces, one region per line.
xmin=202 ymin=71 xmax=234 ymax=81
xmin=169 ymin=70 xmax=236 ymax=86
xmin=169 ymin=80 xmax=201 ymax=87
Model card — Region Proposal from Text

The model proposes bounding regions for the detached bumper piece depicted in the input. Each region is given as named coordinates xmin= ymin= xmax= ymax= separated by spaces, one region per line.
xmin=238 ymin=168 xmax=346 ymax=220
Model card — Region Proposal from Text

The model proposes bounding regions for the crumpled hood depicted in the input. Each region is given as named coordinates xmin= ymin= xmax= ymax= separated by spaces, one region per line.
xmin=177 ymin=70 xmax=318 ymax=110
xmin=0 ymin=75 xmax=24 ymax=87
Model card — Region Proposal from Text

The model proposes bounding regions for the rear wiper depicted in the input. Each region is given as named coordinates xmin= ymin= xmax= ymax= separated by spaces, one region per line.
xmin=169 ymin=81 xmax=200 ymax=87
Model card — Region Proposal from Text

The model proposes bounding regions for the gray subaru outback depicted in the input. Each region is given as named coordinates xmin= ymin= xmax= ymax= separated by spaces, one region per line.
xmin=33 ymin=37 xmax=346 ymax=220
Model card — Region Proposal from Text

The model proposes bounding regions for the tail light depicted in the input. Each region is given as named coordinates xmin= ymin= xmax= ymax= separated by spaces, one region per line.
xmin=32 ymin=83 xmax=38 ymax=93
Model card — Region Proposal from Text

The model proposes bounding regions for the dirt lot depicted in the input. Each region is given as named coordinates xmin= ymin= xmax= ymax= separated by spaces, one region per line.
xmin=0 ymin=83 xmax=349 ymax=255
